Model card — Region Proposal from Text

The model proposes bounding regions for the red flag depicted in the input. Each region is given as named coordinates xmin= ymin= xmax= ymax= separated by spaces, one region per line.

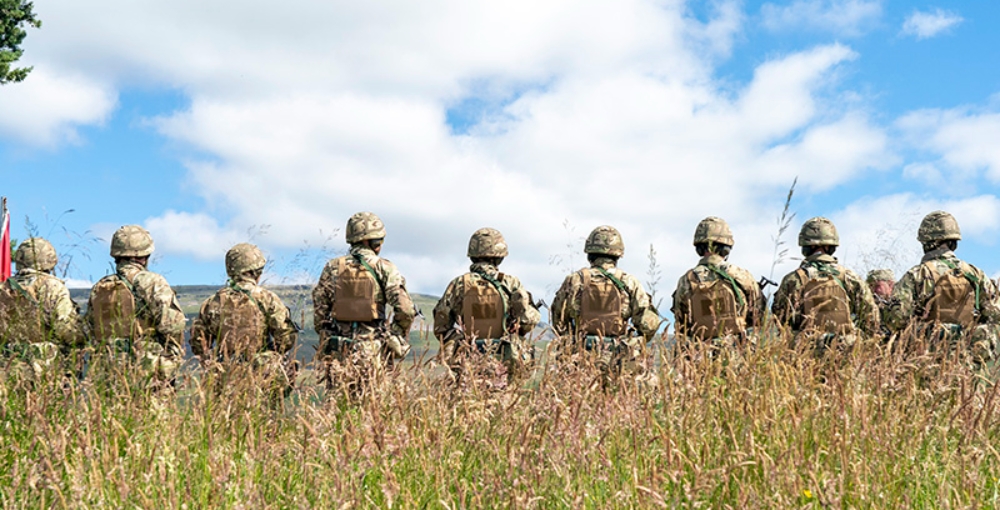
xmin=1 ymin=199 xmax=10 ymax=282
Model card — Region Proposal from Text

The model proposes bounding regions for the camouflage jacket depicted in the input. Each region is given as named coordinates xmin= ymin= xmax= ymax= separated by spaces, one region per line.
xmin=190 ymin=276 xmax=299 ymax=358
xmin=772 ymin=253 xmax=880 ymax=336
xmin=432 ymin=262 xmax=541 ymax=345
xmin=312 ymin=245 xmax=416 ymax=345
xmin=86 ymin=261 xmax=187 ymax=352
xmin=4 ymin=269 xmax=83 ymax=348
xmin=671 ymin=254 xmax=764 ymax=335
xmin=885 ymin=247 xmax=1000 ymax=331
xmin=551 ymin=257 xmax=662 ymax=340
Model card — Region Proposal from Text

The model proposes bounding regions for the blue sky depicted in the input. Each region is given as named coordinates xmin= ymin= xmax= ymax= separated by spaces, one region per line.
xmin=1 ymin=0 xmax=998 ymax=310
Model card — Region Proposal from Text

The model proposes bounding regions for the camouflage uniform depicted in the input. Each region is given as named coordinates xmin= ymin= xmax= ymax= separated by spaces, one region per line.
xmin=772 ymin=218 xmax=879 ymax=355
xmin=0 ymin=238 xmax=83 ymax=376
xmin=671 ymin=217 xmax=764 ymax=351
xmin=191 ymin=243 xmax=299 ymax=396
xmin=885 ymin=212 xmax=1000 ymax=361
xmin=313 ymin=212 xmax=416 ymax=396
xmin=866 ymin=269 xmax=895 ymax=339
xmin=433 ymin=228 xmax=541 ymax=388
xmin=86 ymin=226 xmax=186 ymax=381
xmin=551 ymin=226 xmax=662 ymax=382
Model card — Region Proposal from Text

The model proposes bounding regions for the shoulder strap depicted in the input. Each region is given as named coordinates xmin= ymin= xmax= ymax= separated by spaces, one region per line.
xmin=229 ymin=281 xmax=268 ymax=318
xmin=471 ymin=268 xmax=509 ymax=322
xmin=595 ymin=267 xmax=626 ymax=292
xmin=939 ymin=258 xmax=981 ymax=312
xmin=705 ymin=264 xmax=746 ymax=308
xmin=353 ymin=253 xmax=385 ymax=294
xmin=805 ymin=260 xmax=847 ymax=291
xmin=7 ymin=278 xmax=39 ymax=306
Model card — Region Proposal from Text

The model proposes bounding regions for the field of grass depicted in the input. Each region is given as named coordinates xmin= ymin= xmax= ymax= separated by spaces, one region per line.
xmin=2 ymin=324 xmax=999 ymax=508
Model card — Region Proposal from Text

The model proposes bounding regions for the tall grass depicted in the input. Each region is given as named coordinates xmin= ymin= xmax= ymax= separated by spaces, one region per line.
xmin=2 ymin=327 xmax=998 ymax=508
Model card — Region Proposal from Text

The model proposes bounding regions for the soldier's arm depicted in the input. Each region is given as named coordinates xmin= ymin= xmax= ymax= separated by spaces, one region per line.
xmin=432 ymin=279 xmax=461 ymax=345
xmin=849 ymin=272 xmax=880 ymax=337
xmin=625 ymin=275 xmax=662 ymax=341
xmin=312 ymin=262 xmax=337 ymax=347
xmin=771 ymin=273 xmax=800 ymax=328
xmin=189 ymin=297 xmax=214 ymax=358
xmin=137 ymin=273 xmax=186 ymax=351
xmin=885 ymin=270 xmax=918 ymax=332
xmin=735 ymin=270 xmax=765 ymax=329
xmin=506 ymin=275 xmax=541 ymax=335
xmin=670 ymin=274 xmax=690 ymax=334
xmin=39 ymin=279 xmax=84 ymax=348
xmin=262 ymin=290 xmax=298 ymax=354
xmin=975 ymin=268 xmax=1000 ymax=324
xmin=381 ymin=262 xmax=416 ymax=338
xmin=549 ymin=275 xmax=575 ymax=336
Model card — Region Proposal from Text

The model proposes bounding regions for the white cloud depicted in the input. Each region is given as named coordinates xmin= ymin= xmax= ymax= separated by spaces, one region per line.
xmin=901 ymin=9 xmax=963 ymax=40
xmin=897 ymin=107 xmax=1000 ymax=185
xmin=760 ymin=0 xmax=882 ymax=36
xmin=144 ymin=211 xmax=241 ymax=260
xmin=64 ymin=278 xmax=93 ymax=290
xmin=0 ymin=66 xmax=116 ymax=146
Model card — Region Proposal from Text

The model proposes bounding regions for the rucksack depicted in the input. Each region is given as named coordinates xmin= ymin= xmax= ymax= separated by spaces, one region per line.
xmin=331 ymin=255 xmax=381 ymax=322
xmin=685 ymin=265 xmax=745 ymax=340
xmin=0 ymin=278 xmax=44 ymax=345
xmin=461 ymin=272 xmax=507 ymax=340
xmin=580 ymin=268 xmax=626 ymax=337
xmin=213 ymin=286 xmax=267 ymax=359
xmin=89 ymin=274 xmax=143 ymax=341
xmin=924 ymin=259 xmax=978 ymax=327
xmin=798 ymin=264 xmax=852 ymax=335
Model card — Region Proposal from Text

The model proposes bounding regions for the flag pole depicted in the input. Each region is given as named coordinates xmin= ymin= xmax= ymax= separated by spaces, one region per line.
xmin=1 ymin=196 xmax=10 ymax=282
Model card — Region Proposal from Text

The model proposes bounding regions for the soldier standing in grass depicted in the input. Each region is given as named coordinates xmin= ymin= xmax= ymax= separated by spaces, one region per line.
xmin=551 ymin=225 xmax=662 ymax=386
xmin=0 ymin=238 xmax=84 ymax=376
xmin=313 ymin=212 xmax=416 ymax=397
xmin=190 ymin=243 xmax=299 ymax=394
xmin=433 ymin=228 xmax=541 ymax=390
xmin=671 ymin=217 xmax=764 ymax=355
xmin=772 ymin=217 xmax=879 ymax=356
xmin=86 ymin=225 xmax=186 ymax=386
xmin=885 ymin=211 xmax=1000 ymax=364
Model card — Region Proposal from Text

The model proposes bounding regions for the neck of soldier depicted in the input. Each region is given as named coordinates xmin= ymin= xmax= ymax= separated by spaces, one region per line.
xmin=470 ymin=261 xmax=499 ymax=278
xmin=230 ymin=273 xmax=260 ymax=287
xmin=698 ymin=253 xmax=727 ymax=267
xmin=921 ymin=244 xmax=956 ymax=263
xmin=589 ymin=256 xmax=618 ymax=269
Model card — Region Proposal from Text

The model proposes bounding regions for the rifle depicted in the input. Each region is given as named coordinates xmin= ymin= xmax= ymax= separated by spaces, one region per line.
xmin=758 ymin=276 xmax=778 ymax=291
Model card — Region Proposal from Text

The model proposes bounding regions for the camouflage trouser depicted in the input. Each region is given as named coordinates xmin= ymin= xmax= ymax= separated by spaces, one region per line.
xmin=912 ymin=323 xmax=998 ymax=367
xmin=97 ymin=338 xmax=182 ymax=385
xmin=204 ymin=351 xmax=297 ymax=401
xmin=319 ymin=335 xmax=387 ymax=399
xmin=793 ymin=331 xmax=857 ymax=359
xmin=555 ymin=335 xmax=655 ymax=389
xmin=445 ymin=336 xmax=535 ymax=390
xmin=3 ymin=341 xmax=60 ymax=379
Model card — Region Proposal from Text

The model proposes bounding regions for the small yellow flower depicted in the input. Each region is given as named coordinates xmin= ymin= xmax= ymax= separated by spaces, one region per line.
xmin=802 ymin=489 xmax=813 ymax=499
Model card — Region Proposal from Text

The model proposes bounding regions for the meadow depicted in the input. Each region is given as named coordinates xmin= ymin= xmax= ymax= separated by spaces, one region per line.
xmin=2 ymin=322 xmax=998 ymax=508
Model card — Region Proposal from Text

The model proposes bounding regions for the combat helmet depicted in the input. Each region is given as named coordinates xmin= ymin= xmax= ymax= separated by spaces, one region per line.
xmin=693 ymin=217 xmax=734 ymax=246
xmin=467 ymin=228 xmax=508 ymax=259
xmin=225 ymin=243 xmax=266 ymax=277
xmin=14 ymin=238 xmax=58 ymax=272
xmin=585 ymin=226 xmax=625 ymax=257
xmin=917 ymin=211 xmax=961 ymax=243
xmin=866 ymin=269 xmax=894 ymax=285
xmin=346 ymin=212 xmax=387 ymax=244
xmin=798 ymin=217 xmax=839 ymax=247
xmin=110 ymin=225 xmax=154 ymax=257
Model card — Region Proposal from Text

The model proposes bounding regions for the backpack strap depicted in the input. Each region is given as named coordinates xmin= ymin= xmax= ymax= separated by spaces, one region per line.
xmin=228 ymin=281 xmax=268 ymax=318
xmin=471 ymin=268 xmax=510 ymax=324
xmin=704 ymin=264 xmax=746 ymax=309
xmin=353 ymin=253 xmax=385 ymax=295
xmin=939 ymin=258 xmax=981 ymax=312
xmin=7 ymin=278 xmax=39 ymax=306
xmin=805 ymin=260 xmax=847 ymax=291
xmin=595 ymin=267 xmax=626 ymax=292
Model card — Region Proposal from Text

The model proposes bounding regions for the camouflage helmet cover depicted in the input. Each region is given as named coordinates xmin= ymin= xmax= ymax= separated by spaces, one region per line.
xmin=110 ymin=225 xmax=154 ymax=257
xmin=467 ymin=228 xmax=509 ymax=258
xmin=346 ymin=212 xmax=387 ymax=244
xmin=866 ymin=269 xmax=894 ymax=284
xmin=585 ymin=225 xmax=625 ymax=257
xmin=798 ymin=217 xmax=839 ymax=247
xmin=917 ymin=210 xmax=961 ymax=243
xmin=693 ymin=216 xmax=734 ymax=247
xmin=225 ymin=243 xmax=266 ymax=277
xmin=14 ymin=237 xmax=58 ymax=271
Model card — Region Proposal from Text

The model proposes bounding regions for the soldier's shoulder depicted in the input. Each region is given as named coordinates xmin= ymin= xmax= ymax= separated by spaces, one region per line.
xmin=724 ymin=264 xmax=756 ymax=284
xmin=499 ymin=272 xmax=523 ymax=287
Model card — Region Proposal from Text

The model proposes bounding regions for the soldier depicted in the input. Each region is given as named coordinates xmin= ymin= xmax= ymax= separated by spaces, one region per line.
xmin=885 ymin=211 xmax=1000 ymax=362
xmin=772 ymin=217 xmax=879 ymax=356
xmin=0 ymin=238 xmax=84 ymax=376
xmin=671 ymin=217 xmax=764 ymax=353
xmin=551 ymin=225 xmax=662 ymax=384
xmin=313 ymin=212 xmax=416 ymax=397
xmin=190 ymin=243 xmax=299 ymax=393
xmin=433 ymin=228 xmax=541 ymax=389
xmin=86 ymin=225 xmax=186 ymax=385
xmin=866 ymin=269 xmax=895 ymax=338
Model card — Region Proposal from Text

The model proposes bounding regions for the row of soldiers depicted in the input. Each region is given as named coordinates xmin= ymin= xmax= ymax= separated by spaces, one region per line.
xmin=1 ymin=210 xmax=997 ymax=391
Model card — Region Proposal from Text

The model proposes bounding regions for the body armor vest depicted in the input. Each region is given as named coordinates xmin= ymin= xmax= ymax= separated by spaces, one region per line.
xmin=924 ymin=261 xmax=976 ymax=327
xmin=685 ymin=269 xmax=744 ymax=340
xmin=331 ymin=256 xmax=380 ymax=322
xmin=90 ymin=274 xmax=146 ymax=341
xmin=580 ymin=268 xmax=625 ymax=337
xmin=798 ymin=268 xmax=852 ymax=334
xmin=461 ymin=273 xmax=506 ymax=340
